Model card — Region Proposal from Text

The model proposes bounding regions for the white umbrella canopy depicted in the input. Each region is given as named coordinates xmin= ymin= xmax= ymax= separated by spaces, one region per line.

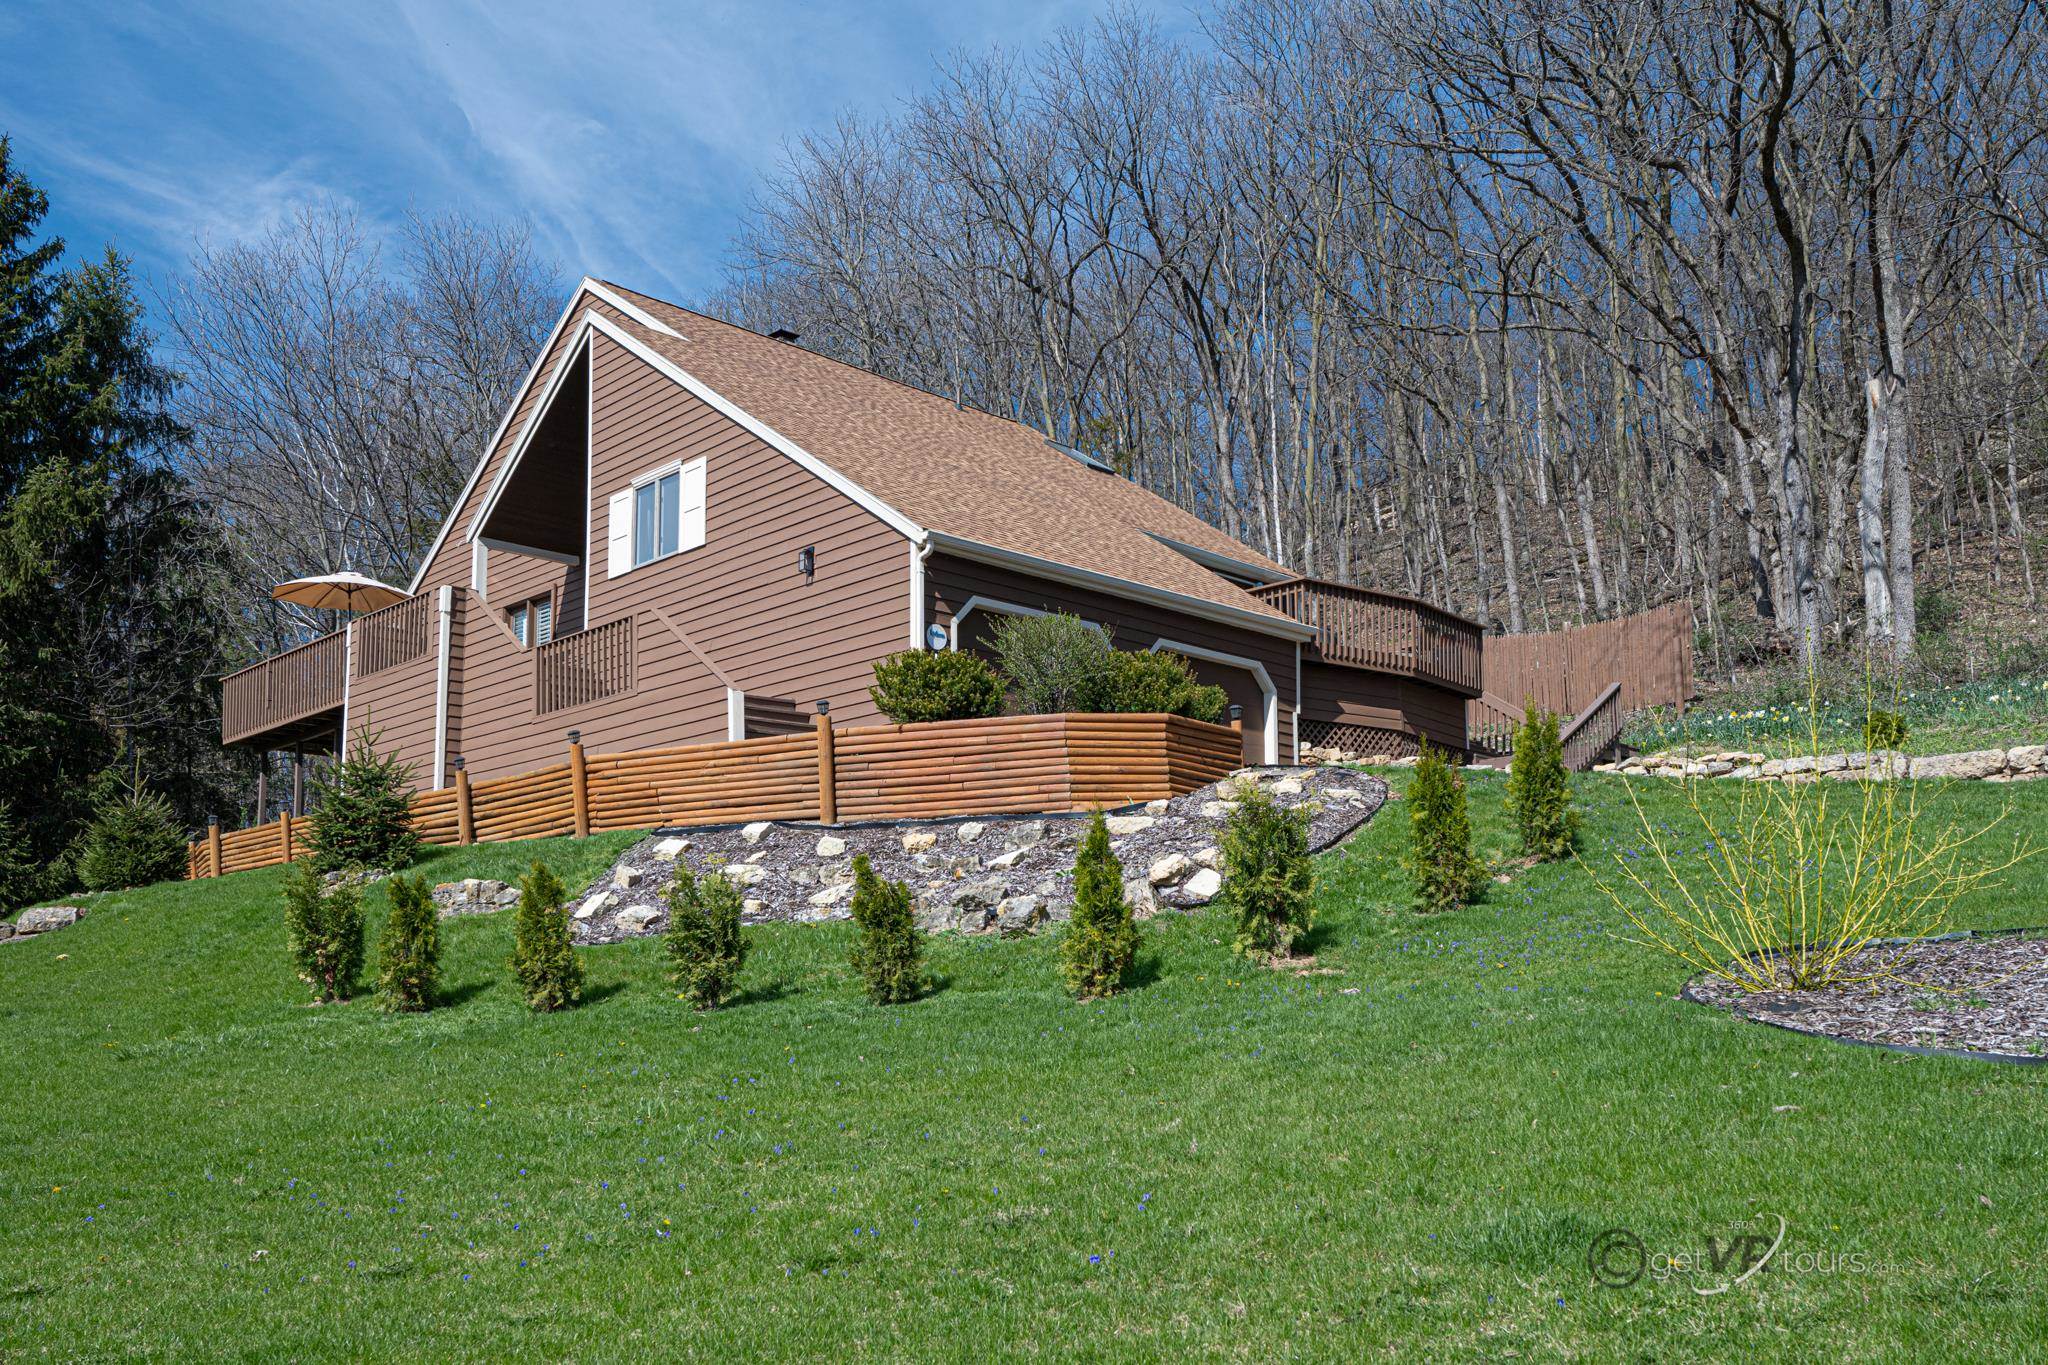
xmin=270 ymin=571 xmax=410 ymax=614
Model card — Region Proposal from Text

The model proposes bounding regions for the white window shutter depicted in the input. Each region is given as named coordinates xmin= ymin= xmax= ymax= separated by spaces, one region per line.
xmin=606 ymin=489 xmax=632 ymax=578
xmin=680 ymin=459 xmax=707 ymax=549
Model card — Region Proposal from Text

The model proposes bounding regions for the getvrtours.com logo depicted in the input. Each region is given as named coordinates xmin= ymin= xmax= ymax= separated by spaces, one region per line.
xmin=1587 ymin=1217 xmax=1871 ymax=1295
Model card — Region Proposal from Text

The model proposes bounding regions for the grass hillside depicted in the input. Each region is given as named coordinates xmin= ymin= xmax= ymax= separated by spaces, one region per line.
xmin=3 ymin=778 xmax=2045 ymax=1358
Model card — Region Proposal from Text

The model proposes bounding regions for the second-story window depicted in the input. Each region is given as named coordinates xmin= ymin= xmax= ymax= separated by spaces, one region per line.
xmin=510 ymin=594 xmax=553 ymax=648
xmin=608 ymin=457 xmax=706 ymax=577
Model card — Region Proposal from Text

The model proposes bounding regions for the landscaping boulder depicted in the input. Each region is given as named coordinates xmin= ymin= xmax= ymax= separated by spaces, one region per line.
xmin=432 ymin=878 xmax=521 ymax=917
xmin=15 ymin=905 xmax=81 ymax=934
xmin=1911 ymin=749 xmax=2009 ymax=781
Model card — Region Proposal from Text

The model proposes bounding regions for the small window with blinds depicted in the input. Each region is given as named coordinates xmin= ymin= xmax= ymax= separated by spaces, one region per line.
xmin=509 ymin=594 xmax=553 ymax=648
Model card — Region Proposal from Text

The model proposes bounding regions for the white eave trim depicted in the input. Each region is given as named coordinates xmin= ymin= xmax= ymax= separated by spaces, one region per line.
xmin=404 ymin=278 xmax=683 ymax=595
xmin=925 ymin=532 xmax=1316 ymax=643
xmin=478 ymin=536 xmax=581 ymax=566
xmin=1145 ymin=533 xmax=1291 ymax=586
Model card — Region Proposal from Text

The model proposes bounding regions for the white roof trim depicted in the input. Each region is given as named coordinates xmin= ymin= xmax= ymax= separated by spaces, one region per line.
xmin=1145 ymin=533 xmax=1290 ymax=586
xmin=924 ymin=531 xmax=1316 ymax=643
xmin=404 ymin=285 xmax=592 ymax=593
xmin=581 ymin=279 xmax=687 ymax=340
xmin=469 ymin=327 xmax=594 ymax=540
xmin=579 ymin=312 xmax=924 ymax=543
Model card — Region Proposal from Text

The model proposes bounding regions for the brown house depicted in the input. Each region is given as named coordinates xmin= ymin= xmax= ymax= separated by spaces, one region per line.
xmin=220 ymin=280 xmax=1481 ymax=798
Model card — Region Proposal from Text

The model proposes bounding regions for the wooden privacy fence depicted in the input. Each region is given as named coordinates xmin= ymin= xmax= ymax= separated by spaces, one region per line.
xmin=1476 ymin=601 xmax=1694 ymax=721
xmin=186 ymin=711 xmax=1244 ymax=878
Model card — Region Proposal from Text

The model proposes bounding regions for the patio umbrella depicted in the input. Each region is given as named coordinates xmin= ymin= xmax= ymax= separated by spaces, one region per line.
xmin=269 ymin=571 xmax=410 ymax=614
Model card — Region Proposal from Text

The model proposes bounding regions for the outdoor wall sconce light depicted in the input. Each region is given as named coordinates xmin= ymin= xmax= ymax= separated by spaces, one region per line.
xmin=797 ymin=545 xmax=816 ymax=578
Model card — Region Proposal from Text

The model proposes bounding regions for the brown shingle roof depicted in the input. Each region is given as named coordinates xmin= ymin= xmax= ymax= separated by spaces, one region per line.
xmin=597 ymin=282 xmax=1296 ymax=625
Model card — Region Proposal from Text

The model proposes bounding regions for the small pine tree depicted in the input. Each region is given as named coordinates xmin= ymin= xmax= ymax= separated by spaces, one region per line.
xmin=74 ymin=777 xmax=189 ymax=891
xmin=663 ymin=862 xmax=750 ymax=1008
xmin=1217 ymin=784 xmax=1317 ymax=958
xmin=282 ymin=856 xmax=365 ymax=1002
xmin=307 ymin=730 xmax=419 ymax=874
xmin=1059 ymin=811 xmax=1140 ymax=998
xmin=1408 ymin=744 xmax=1482 ymax=913
xmin=849 ymin=854 xmax=927 ymax=1004
xmin=1506 ymin=708 xmax=1579 ymax=862
xmin=511 ymin=859 xmax=584 ymax=1012
xmin=1864 ymin=708 xmax=1909 ymax=751
xmin=377 ymin=874 xmax=441 ymax=1012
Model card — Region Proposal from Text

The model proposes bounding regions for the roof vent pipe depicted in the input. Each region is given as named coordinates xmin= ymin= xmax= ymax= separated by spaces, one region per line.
xmin=768 ymin=328 xmax=801 ymax=343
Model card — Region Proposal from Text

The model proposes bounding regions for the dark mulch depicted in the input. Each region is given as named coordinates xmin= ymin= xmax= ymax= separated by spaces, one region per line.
xmin=1684 ymin=932 xmax=2048 ymax=1059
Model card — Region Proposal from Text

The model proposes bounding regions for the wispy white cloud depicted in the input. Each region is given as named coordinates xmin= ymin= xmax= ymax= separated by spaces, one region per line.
xmin=4 ymin=0 xmax=1178 ymax=304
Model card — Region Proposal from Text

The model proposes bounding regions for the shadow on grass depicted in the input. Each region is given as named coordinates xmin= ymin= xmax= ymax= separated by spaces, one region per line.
xmin=1125 ymin=951 xmax=1166 ymax=990
xmin=732 ymin=980 xmax=795 ymax=1008
xmin=436 ymin=979 xmax=494 ymax=1008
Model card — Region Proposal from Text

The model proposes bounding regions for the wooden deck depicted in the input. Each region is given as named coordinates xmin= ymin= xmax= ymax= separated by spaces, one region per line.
xmin=1251 ymin=578 xmax=1483 ymax=696
xmin=220 ymin=628 xmax=347 ymax=747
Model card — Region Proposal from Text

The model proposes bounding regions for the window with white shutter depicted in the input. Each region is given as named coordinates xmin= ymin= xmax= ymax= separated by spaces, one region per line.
xmin=611 ymin=457 xmax=708 ymax=575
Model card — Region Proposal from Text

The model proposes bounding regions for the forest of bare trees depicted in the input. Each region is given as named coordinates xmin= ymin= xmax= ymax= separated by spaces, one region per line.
xmin=712 ymin=0 xmax=2048 ymax=674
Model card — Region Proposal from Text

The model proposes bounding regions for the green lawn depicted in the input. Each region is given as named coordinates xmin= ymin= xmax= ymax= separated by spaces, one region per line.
xmin=4 ymin=777 xmax=2045 ymax=1359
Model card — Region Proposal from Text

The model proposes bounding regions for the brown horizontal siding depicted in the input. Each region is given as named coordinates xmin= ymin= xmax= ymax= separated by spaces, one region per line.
xmin=1298 ymin=660 xmax=1466 ymax=754
xmin=580 ymin=331 xmax=909 ymax=726
xmin=926 ymin=553 xmax=1298 ymax=765
xmin=346 ymin=608 xmax=443 ymax=790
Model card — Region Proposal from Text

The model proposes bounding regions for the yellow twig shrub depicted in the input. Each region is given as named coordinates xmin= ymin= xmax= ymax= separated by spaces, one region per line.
xmin=1591 ymin=677 xmax=2033 ymax=992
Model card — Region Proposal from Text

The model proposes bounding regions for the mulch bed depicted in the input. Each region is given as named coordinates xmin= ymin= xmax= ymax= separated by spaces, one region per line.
xmin=1683 ymin=932 xmax=2048 ymax=1061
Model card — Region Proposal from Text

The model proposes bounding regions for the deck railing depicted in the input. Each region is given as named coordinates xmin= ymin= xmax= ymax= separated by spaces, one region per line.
xmin=1559 ymin=682 xmax=1624 ymax=772
xmin=535 ymin=616 xmax=635 ymax=715
xmin=354 ymin=593 xmax=433 ymax=676
xmin=220 ymin=629 xmax=348 ymax=745
xmin=1251 ymin=578 xmax=1483 ymax=695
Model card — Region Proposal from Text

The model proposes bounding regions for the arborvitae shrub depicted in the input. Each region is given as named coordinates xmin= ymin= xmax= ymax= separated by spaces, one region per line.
xmin=1101 ymin=650 xmax=1229 ymax=723
xmin=1506 ymin=708 xmax=1579 ymax=862
xmin=1408 ymin=744 xmax=1482 ymax=913
xmin=868 ymin=648 xmax=1005 ymax=723
xmin=307 ymin=731 xmax=419 ymax=873
xmin=988 ymin=611 xmax=1115 ymax=713
xmin=1059 ymin=811 xmax=1140 ymax=998
xmin=377 ymin=874 xmax=441 ymax=1012
xmin=1217 ymin=783 xmax=1317 ymax=957
xmin=663 ymin=862 xmax=750 ymax=1009
xmin=1864 ymin=708 xmax=1909 ymax=751
xmin=282 ymin=856 xmax=365 ymax=1003
xmin=849 ymin=854 xmax=927 ymax=1004
xmin=74 ymin=781 xmax=188 ymax=891
xmin=511 ymin=859 xmax=583 ymax=1012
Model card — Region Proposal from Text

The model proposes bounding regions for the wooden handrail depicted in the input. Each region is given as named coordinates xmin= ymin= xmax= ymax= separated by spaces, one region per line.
xmin=1250 ymin=577 xmax=1483 ymax=695
xmin=353 ymin=593 xmax=432 ymax=675
xmin=220 ymin=628 xmax=348 ymax=745
xmin=1467 ymin=692 xmax=1527 ymax=755
xmin=1558 ymin=681 xmax=1624 ymax=771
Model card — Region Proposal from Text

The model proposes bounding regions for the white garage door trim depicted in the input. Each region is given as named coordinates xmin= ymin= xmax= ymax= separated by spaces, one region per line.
xmin=946 ymin=597 xmax=1108 ymax=649
xmin=1149 ymin=639 xmax=1279 ymax=765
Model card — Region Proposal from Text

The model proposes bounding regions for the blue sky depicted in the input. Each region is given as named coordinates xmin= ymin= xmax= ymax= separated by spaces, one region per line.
xmin=2 ymin=0 xmax=1180 ymax=311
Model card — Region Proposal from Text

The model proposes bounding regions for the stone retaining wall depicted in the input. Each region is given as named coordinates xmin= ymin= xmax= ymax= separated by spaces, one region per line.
xmin=1601 ymin=745 xmax=2048 ymax=782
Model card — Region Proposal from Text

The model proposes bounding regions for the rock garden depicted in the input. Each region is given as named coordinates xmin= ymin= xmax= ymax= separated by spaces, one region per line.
xmin=544 ymin=764 xmax=1384 ymax=945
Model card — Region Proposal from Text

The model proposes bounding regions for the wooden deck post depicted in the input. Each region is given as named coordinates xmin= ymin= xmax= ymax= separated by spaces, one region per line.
xmin=207 ymin=816 xmax=223 ymax=879
xmin=454 ymin=758 xmax=474 ymax=845
xmin=567 ymin=730 xmax=590 ymax=837
xmin=280 ymin=809 xmax=294 ymax=864
xmin=255 ymin=758 xmax=268 ymax=826
xmin=814 ymin=704 xmax=837 ymax=825
xmin=291 ymin=745 xmax=305 ymax=816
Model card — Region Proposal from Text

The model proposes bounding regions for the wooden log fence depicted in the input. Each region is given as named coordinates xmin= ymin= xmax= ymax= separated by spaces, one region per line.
xmin=185 ymin=710 xmax=1246 ymax=878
